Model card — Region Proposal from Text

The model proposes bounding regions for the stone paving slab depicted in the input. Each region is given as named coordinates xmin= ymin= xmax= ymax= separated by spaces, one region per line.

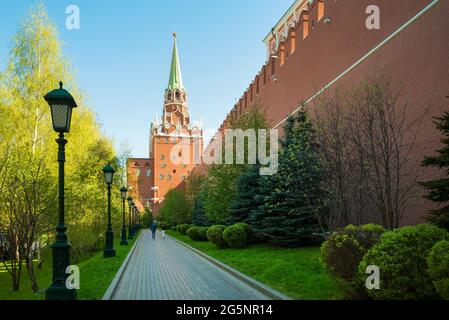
xmin=110 ymin=229 xmax=271 ymax=300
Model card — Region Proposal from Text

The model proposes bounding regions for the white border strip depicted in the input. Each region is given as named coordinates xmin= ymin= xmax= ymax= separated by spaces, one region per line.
xmin=273 ymin=0 xmax=440 ymax=129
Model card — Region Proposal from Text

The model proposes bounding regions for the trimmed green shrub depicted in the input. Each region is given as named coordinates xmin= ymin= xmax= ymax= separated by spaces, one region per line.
xmin=171 ymin=226 xmax=177 ymax=232
xmin=427 ymin=240 xmax=449 ymax=299
xmin=320 ymin=224 xmax=385 ymax=297
xmin=187 ymin=227 xmax=202 ymax=241
xmin=198 ymin=227 xmax=208 ymax=241
xmin=177 ymin=224 xmax=190 ymax=235
xmin=206 ymin=225 xmax=227 ymax=248
xmin=234 ymin=222 xmax=255 ymax=243
xmin=359 ymin=224 xmax=449 ymax=300
xmin=223 ymin=224 xmax=248 ymax=248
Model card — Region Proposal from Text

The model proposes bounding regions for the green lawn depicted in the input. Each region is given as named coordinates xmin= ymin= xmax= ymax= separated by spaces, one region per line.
xmin=167 ymin=230 xmax=343 ymax=300
xmin=0 ymin=232 xmax=139 ymax=300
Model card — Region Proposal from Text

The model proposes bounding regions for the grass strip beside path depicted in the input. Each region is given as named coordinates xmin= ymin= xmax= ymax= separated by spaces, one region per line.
xmin=0 ymin=232 xmax=140 ymax=300
xmin=167 ymin=230 xmax=343 ymax=300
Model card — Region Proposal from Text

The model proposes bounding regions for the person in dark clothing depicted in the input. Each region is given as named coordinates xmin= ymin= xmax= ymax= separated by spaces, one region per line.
xmin=150 ymin=221 xmax=158 ymax=239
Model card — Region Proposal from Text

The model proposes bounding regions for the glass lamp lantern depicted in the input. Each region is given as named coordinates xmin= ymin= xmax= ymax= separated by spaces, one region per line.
xmin=44 ymin=82 xmax=78 ymax=133
xmin=120 ymin=187 xmax=128 ymax=200
xmin=102 ymin=164 xmax=115 ymax=185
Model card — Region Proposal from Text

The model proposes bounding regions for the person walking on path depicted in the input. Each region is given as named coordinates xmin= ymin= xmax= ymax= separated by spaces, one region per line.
xmin=150 ymin=221 xmax=158 ymax=239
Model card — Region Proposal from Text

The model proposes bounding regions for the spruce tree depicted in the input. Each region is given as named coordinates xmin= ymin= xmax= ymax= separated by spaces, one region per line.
xmin=227 ymin=164 xmax=262 ymax=225
xmin=250 ymin=110 xmax=329 ymax=247
xmin=192 ymin=198 xmax=209 ymax=227
xmin=420 ymin=107 xmax=449 ymax=231
xmin=247 ymin=173 xmax=277 ymax=241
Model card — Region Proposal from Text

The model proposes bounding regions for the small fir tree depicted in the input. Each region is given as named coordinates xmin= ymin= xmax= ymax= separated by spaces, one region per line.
xmin=420 ymin=106 xmax=449 ymax=231
xmin=250 ymin=110 xmax=328 ymax=247
xmin=227 ymin=164 xmax=262 ymax=225
xmin=192 ymin=198 xmax=209 ymax=227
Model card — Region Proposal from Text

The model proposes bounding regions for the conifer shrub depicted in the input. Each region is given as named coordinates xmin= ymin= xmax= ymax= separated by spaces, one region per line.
xmin=320 ymin=224 xmax=385 ymax=296
xmin=192 ymin=198 xmax=209 ymax=227
xmin=359 ymin=224 xmax=449 ymax=300
xmin=223 ymin=224 xmax=248 ymax=248
xmin=250 ymin=111 xmax=329 ymax=247
xmin=206 ymin=225 xmax=227 ymax=248
xmin=427 ymin=240 xmax=449 ymax=299
xmin=420 ymin=109 xmax=449 ymax=231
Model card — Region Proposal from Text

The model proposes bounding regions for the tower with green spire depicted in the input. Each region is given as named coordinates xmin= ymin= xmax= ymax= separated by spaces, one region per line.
xmin=160 ymin=32 xmax=190 ymax=129
xmin=168 ymin=32 xmax=184 ymax=91
xmin=128 ymin=34 xmax=203 ymax=218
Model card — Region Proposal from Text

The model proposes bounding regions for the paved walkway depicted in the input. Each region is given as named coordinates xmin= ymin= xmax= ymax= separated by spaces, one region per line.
xmin=108 ymin=229 xmax=271 ymax=300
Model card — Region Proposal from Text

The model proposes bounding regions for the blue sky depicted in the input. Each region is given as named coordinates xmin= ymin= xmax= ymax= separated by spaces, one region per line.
xmin=0 ymin=0 xmax=293 ymax=158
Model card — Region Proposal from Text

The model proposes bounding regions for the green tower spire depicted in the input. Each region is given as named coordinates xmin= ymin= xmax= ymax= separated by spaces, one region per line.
xmin=168 ymin=33 xmax=184 ymax=90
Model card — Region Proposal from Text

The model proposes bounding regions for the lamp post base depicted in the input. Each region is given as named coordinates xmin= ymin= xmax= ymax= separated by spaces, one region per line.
xmin=104 ymin=229 xmax=116 ymax=258
xmin=120 ymin=227 xmax=128 ymax=246
xmin=46 ymin=283 xmax=77 ymax=300
xmin=103 ymin=248 xmax=116 ymax=258
xmin=46 ymin=238 xmax=77 ymax=300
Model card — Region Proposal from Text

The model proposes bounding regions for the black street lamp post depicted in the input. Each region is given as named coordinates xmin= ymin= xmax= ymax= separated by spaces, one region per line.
xmin=103 ymin=164 xmax=116 ymax=258
xmin=138 ymin=209 xmax=141 ymax=229
xmin=120 ymin=187 xmax=128 ymax=246
xmin=131 ymin=204 xmax=135 ymax=236
xmin=44 ymin=82 xmax=78 ymax=301
xmin=132 ymin=203 xmax=137 ymax=236
xmin=133 ymin=205 xmax=138 ymax=234
xmin=127 ymin=197 xmax=133 ymax=240
xmin=135 ymin=207 xmax=139 ymax=231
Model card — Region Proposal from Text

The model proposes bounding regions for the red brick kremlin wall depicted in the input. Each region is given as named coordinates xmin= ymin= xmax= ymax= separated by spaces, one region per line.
xmin=202 ymin=0 xmax=449 ymax=226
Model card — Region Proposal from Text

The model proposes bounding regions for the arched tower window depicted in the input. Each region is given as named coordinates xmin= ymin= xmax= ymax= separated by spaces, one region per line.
xmin=175 ymin=90 xmax=181 ymax=101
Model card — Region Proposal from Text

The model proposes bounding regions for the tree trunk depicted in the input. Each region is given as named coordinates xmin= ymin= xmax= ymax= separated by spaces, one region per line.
xmin=11 ymin=260 xmax=22 ymax=292
xmin=37 ymin=243 xmax=43 ymax=269
xmin=26 ymin=257 xmax=39 ymax=292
